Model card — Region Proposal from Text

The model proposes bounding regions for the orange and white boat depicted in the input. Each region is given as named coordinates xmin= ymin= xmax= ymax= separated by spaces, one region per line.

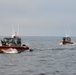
xmin=0 ymin=35 xmax=29 ymax=53
xmin=0 ymin=30 xmax=29 ymax=53
xmin=0 ymin=25 xmax=29 ymax=53
xmin=60 ymin=37 xmax=74 ymax=45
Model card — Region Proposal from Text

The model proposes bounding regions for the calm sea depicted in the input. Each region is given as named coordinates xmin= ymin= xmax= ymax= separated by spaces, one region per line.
xmin=0 ymin=36 xmax=76 ymax=75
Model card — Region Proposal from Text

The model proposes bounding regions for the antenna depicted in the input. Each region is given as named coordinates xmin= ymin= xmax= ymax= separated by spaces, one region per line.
xmin=17 ymin=24 xmax=19 ymax=36
xmin=65 ymin=30 xmax=70 ymax=37
xmin=12 ymin=24 xmax=20 ymax=38
xmin=68 ymin=30 xmax=70 ymax=36
xmin=12 ymin=24 xmax=14 ymax=35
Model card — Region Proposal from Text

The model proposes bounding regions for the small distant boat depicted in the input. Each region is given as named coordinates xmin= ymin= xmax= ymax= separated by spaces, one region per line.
xmin=60 ymin=36 xmax=74 ymax=45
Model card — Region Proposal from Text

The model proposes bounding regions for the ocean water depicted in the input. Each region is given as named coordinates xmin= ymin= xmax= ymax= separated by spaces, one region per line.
xmin=0 ymin=36 xmax=76 ymax=75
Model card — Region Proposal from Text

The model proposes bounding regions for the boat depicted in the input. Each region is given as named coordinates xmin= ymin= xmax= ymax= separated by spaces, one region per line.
xmin=0 ymin=33 xmax=29 ymax=53
xmin=60 ymin=36 xmax=74 ymax=45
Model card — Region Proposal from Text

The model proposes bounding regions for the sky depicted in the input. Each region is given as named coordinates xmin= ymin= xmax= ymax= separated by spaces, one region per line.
xmin=0 ymin=0 xmax=76 ymax=36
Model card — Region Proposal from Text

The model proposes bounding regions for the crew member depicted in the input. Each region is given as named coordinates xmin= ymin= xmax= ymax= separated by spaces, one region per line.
xmin=1 ymin=39 xmax=6 ymax=46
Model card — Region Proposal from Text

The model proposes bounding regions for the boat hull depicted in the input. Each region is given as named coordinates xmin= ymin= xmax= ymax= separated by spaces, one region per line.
xmin=0 ymin=46 xmax=29 ymax=53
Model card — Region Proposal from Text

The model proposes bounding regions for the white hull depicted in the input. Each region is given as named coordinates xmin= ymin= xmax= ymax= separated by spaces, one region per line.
xmin=2 ymin=48 xmax=18 ymax=53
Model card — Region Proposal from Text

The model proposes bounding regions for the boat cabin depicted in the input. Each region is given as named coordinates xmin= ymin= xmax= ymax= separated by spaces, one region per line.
xmin=1 ymin=36 xmax=21 ymax=46
xmin=62 ymin=37 xmax=71 ymax=42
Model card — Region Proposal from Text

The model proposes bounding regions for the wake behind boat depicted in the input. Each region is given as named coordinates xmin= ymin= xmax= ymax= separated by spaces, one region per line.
xmin=0 ymin=34 xmax=29 ymax=53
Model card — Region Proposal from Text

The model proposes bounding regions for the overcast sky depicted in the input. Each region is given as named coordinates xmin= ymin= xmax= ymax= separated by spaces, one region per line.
xmin=0 ymin=0 xmax=76 ymax=36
